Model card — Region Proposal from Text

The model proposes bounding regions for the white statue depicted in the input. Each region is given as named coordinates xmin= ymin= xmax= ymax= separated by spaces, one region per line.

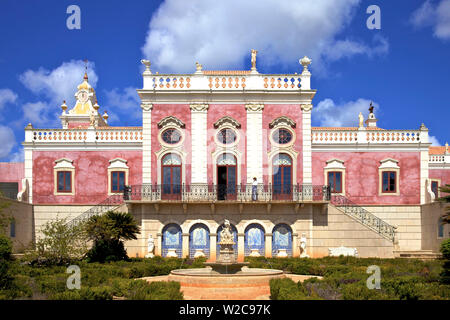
xmin=219 ymin=220 xmax=234 ymax=244
xmin=145 ymin=235 xmax=155 ymax=258
xmin=251 ymin=49 xmax=258 ymax=70
xmin=358 ymin=112 xmax=364 ymax=128
xmin=299 ymin=233 xmax=309 ymax=258
xmin=89 ymin=109 xmax=96 ymax=127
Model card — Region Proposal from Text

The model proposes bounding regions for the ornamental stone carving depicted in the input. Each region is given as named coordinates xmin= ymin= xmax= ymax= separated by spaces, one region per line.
xmin=301 ymin=104 xmax=313 ymax=112
xmin=190 ymin=104 xmax=209 ymax=112
xmin=157 ymin=116 xmax=186 ymax=129
xmin=269 ymin=116 xmax=296 ymax=129
xmin=245 ymin=104 xmax=264 ymax=112
xmin=140 ymin=102 xmax=153 ymax=111
xmin=214 ymin=116 xmax=241 ymax=129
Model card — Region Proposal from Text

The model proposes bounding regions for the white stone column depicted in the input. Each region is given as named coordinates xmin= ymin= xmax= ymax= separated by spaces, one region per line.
xmin=190 ymin=104 xmax=209 ymax=184
xmin=24 ymin=148 xmax=33 ymax=203
xmin=301 ymin=104 xmax=313 ymax=184
xmin=141 ymin=102 xmax=153 ymax=184
xmin=419 ymin=124 xmax=430 ymax=205
xmin=245 ymin=104 xmax=264 ymax=183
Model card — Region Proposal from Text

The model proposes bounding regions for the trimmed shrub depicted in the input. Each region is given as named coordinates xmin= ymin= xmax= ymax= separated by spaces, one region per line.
xmin=86 ymin=239 xmax=129 ymax=263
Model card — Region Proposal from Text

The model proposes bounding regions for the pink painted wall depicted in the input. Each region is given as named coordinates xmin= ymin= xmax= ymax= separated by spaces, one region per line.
xmin=262 ymin=104 xmax=303 ymax=185
xmin=151 ymin=104 xmax=192 ymax=185
xmin=429 ymin=169 xmax=450 ymax=188
xmin=0 ymin=162 xmax=24 ymax=191
xmin=312 ymin=152 xmax=421 ymax=204
xmin=33 ymin=150 xmax=142 ymax=204
xmin=207 ymin=104 xmax=247 ymax=184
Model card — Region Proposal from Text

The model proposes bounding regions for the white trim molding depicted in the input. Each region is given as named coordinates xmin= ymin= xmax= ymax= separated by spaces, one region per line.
xmin=107 ymin=158 xmax=129 ymax=196
xmin=53 ymin=158 xmax=75 ymax=196
xmin=378 ymin=158 xmax=400 ymax=196
xmin=246 ymin=104 xmax=264 ymax=183
xmin=324 ymin=159 xmax=346 ymax=196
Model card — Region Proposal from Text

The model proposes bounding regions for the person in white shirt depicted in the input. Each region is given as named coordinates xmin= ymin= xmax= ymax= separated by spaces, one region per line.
xmin=252 ymin=177 xmax=258 ymax=201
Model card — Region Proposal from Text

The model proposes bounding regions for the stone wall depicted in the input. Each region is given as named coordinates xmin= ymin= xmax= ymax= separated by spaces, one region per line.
xmin=1 ymin=197 xmax=33 ymax=253
xmin=421 ymin=202 xmax=449 ymax=252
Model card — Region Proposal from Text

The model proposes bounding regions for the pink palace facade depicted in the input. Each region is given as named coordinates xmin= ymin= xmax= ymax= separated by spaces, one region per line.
xmin=1 ymin=53 xmax=449 ymax=259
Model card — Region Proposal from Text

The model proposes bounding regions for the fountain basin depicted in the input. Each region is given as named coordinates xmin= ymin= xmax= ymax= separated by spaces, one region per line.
xmin=203 ymin=262 xmax=250 ymax=274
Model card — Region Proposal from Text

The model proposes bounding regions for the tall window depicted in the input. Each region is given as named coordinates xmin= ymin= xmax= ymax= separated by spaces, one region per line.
xmin=272 ymin=154 xmax=292 ymax=199
xmin=57 ymin=171 xmax=72 ymax=193
xmin=327 ymin=171 xmax=342 ymax=193
xmin=162 ymin=153 xmax=182 ymax=198
xmin=382 ymin=171 xmax=397 ymax=193
xmin=431 ymin=181 xmax=439 ymax=199
xmin=111 ymin=171 xmax=125 ymax=192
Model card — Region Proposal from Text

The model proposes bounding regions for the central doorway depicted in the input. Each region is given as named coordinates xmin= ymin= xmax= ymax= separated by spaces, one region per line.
xmin=217 ymin=153 xmax=237 ymax=200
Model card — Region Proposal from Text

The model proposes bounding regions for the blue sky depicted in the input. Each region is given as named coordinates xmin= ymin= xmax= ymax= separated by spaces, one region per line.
xmin=0 ymin=0 xmax=449 ymax=162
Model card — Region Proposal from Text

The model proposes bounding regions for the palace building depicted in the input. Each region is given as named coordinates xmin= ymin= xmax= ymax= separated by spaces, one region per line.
xmin=1 ymin=53 xmax=449 ymax=259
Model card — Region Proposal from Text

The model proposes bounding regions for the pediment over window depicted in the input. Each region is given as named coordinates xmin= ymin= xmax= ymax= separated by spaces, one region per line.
xmin=213 ymin=116 xmax=241 ymax=129
xmin=108 ymin=158 xmax=129 ymax=169
xmin=269 ymin=116 xmax=296 ymax=129
xmin=324 ymin=159 xmax=345 ymax=169
xmin=157 ymin=116 xmax=185 ymax=129
xmin=54 ymin=158 xmax=74 ymax=169
xmin=379 ymin=158 xmax=399 ymax=169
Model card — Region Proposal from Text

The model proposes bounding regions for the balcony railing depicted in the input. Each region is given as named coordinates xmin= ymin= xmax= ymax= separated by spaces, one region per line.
xmin=124 ymin=184 xmax=331 ymax=203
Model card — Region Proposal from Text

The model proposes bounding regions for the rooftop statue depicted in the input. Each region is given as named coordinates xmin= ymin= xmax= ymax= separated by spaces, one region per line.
xmin=251 ymin=49 xmax=258 ymax=70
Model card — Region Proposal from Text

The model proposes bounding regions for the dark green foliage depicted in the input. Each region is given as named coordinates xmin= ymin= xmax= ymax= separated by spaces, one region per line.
xmin=440 ymin=239 xmax=450 ymax=284
xmin=86 ymin=239 xmax=128 ymax=263
xmin=262 ymin=257 xmax=449 ymax=300
xmin=0 ymin=234 xmax=12 ymax=289
xmin=85 ymin=211 xmax=140 ymax=262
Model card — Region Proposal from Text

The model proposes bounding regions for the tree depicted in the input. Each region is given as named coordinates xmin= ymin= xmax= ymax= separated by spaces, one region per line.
xmin=30 ymin=218 xmax=89 ymax=265
xmin=437 ymin=184 xmax=450 ymax=225
xmin=0 ymin=193 xmax=12 ymax=235
xmin=85 ymin=211 xmax=140 ymax=262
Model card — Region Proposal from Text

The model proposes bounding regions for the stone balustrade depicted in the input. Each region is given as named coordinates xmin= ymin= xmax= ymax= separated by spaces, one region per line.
xmin=312 ymin=129 xmax=426 ymax=144
xmin=142 ymin=73 xmax=310 ymax=91
xmin=25 ymin=127 xmax=143 ymax=143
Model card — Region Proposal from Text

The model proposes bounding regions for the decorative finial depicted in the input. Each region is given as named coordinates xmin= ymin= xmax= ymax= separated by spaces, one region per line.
xmin=93 ymin=100 xmax=100 ymax=111
xmin=141 ymin=59 xmax=151 ymax=74
xmin=83 ymin=59 xmax=89 ymax=80
xmin=102 ymin=110 xmax=109 ymax=120
xmin=420 ymin=123 xmax=428 ymax=130
xmin=299 ymin=56 xmax=312 ymax=72
xmin=61 ymin=100 xmax=67 ymax=112
xmin=251 ymin=49 xmax=258 ymax=71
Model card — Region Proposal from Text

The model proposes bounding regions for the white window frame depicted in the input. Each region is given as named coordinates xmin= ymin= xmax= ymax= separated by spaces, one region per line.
xmin=54 ymin=158 xmax=75 ymax=196
xmin=108 ymin=158 xmax=129 ymax=195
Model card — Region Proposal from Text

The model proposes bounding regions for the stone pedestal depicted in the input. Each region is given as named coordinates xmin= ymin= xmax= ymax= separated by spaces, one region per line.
xmin=277 ymin=249 xmax=288 ymax=258
xmin=167 ymin=248 xmax=178 ymax=258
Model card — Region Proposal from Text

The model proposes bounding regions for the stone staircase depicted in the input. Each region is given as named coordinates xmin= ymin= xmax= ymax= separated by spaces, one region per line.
xmin=66 ymin=194 xmax=124 ymax=227
xmin=330 ymin=195 xmax=397 ymax=243
xmin=394 ymin=250 xmax=442 ymax=260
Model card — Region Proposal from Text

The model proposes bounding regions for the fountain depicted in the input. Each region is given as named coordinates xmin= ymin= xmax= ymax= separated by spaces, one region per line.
xmin=166 ymin=220 xmax=285 ymax=299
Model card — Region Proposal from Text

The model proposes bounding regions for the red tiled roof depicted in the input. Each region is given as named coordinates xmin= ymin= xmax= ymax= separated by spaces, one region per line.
xmin=429 ymin=146 xmax=447 ymax=155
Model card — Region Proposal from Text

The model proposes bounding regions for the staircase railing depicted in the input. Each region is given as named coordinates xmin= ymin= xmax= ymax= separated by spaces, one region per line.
xmin=331 ymin=195 xmax=397 ymax=242
xmin=66 ymin=194 xmax=124 ymax=227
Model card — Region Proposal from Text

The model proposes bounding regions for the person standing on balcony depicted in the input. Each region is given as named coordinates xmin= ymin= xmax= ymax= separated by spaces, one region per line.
xmin=252 ymin=177 xmax=258 ymax=201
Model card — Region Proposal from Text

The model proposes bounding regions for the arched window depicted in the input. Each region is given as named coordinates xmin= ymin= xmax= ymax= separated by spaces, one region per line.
xmin=162 ymin=153 xmax=182 ymax=199
xmin=272 ymin=154 xmax=292 ymax=199
xmin=217 ymin=153 xmax=237 ymax=200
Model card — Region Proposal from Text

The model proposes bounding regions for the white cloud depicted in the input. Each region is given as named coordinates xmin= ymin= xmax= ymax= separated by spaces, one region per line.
xmin=19 ymin=60 xmax=98 ymax=108
xmin=429 ymin=135 xmax=441 ymax=146
xmin=22 ymin=101 xmax=57 ymax=127
xmin=0 ymin=89 xmax=17 ymax=110
xmin=142 ymin=0 xmax=388 ymax=73
xmin=103 ymin=87 xmax=141 ymax=124
xmin=9 ymin=150 xmax=24 ymax=162
xmin=0 ymin=125 xmax=16 ymax=159
xmin=18 ymin=60 xmax=99 ymax=128
xmin=312 ymin=98 xmax=378 ymax=127
xmin=410 ymin=0 xmax=450 ymax=40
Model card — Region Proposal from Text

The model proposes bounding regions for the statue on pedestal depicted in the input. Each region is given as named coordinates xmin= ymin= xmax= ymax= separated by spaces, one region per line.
xmin=251 ymin=49 xmax=258 ymax=70
xmin=299 ymin=233 xmax=309 ymax=258
xmin=358 ymin=112 xmax=364 ymax=128
xmin=145 ymin=235 xmax=155 ymax=258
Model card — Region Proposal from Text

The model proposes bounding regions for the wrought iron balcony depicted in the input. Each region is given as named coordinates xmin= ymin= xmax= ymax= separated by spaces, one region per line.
xmin=123 ymin=184 xmax=331 ymax=203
